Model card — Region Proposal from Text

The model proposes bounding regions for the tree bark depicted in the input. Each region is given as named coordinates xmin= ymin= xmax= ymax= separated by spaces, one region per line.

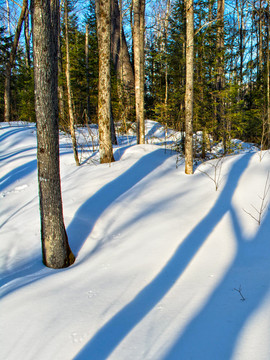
xmin=24 ymin=1 xmax=31 ymax=68
xmin=185 ymin=0 xmax=194 ymax=174
xmin=33 ymin=0 xmax=75 ymax=268
xmin=85 ymin=23 xmax=90 ymax=122
xmin=216 ymin=0 xmax=226 ymax=151
xmin=164 ymin=0 xmax=170 ymax=116
xmin=133 ymin=0 xmax=145 ymax=144
xmin=65 ymin=0 xmax=80 ymax=166
xmin=267 ymin=0 xmax=270 ymax=147
xmin=4 ymin=0 xmax=27 ymax=122
xmin=96 ymin=0 xmax=115 ymax=163
xmin=111 ymin=0 xmax=135 ymax=113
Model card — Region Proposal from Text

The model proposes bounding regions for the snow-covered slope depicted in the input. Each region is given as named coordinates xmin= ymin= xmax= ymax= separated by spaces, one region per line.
xmin=1 ymin=122 xmax=270 ymax=360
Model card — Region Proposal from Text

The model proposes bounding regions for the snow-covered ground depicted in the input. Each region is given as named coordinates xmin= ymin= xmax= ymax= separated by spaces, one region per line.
xmin=1 ymin=121 xmax=270 ymax=360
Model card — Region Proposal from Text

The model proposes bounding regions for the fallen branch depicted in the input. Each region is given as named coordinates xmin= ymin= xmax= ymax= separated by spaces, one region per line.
xmin=234 ymin=285 xmax=246 ymax=301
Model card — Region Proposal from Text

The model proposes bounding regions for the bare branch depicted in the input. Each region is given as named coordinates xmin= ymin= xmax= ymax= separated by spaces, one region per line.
xmin=234 ymin=286 xmax=246 ymax=301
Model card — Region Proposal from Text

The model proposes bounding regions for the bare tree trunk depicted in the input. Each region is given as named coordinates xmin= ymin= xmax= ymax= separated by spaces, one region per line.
xmin=133 ymin=0 xmax=145 ymax=144
xmin=64 ymin=0 xmax=80 ymax=166
xmin=236 ymin=0 xmax=244 ymax=85
xmin=4 ymin=0 xmax=27 ymax=122
xmin=58 ymin=2 xmax=65 ymax=127
xmin=33 ymin=0 xmax=75 ymax=268
xmin=24 ymin=1 xmax=31 ymax=68
xmin=96 ymin=0 xmax=115 ymax=163
xmin=185 ymin=0 xmax=194 ymax=174
xmin=164 ymin=0 xmax=170 ymax=123
xmin=139 ymin=0 xmax=145 ymax=143
xmin=111 ymin=0 xmax=135 ymax=123
xmin=58 ymin=47 xmax=66 ymax=126
xmin=6 ymin=0 xmax=11 ymax=36
xmin=267 ymin=0 xmax=270 ymax=147
xmin=258 ymin=0 xmax=263 ymax=76
xmin=85 ymin=23 xmax=90 ymax=122
xmin=216 ymin=0 xmax=226 ymax=152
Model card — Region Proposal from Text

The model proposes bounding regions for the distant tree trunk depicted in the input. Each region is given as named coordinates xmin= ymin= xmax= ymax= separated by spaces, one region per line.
xmin=258 ymin=0 xmax=263 ymax=77
xmin=139 ymin=0 xmax=145 ymax=142
xmin=85 ymin=23 xmax=90 ymax=122
xmin=6 ymin=0 xmax=11 ymax=36
xmin=111 ymin=0 xmax=135 ymax=123
xmin=110 ymin=104 xmax=118 ymax=145
xmin=24 ymin=1 xmax=31 ymax=68
xmin=32 ymin=0 xmax=75 ymax=268
xmin=4 ymin=0 xmax=27 ymax=122
xmin=58 ymin=4 xmax=65 ymax=126
xmin=236 ymin=0 xmax=244 ymax=86
xmin=185 ymin=0 xmax=194 ymax=174
xmin=267 ymin=0 xmax=270 ymax=147
xmin=64 ymin=0 xmax=80 ymax=166
xmin=164 ymin=0 xmax=170 ymax=118
xmin=58 ymin=44 xmax=65 ymax=126
xmin=96 ymin=0 xmax=115 ymax=163
xmin=216 ymin=0 xmax=226 ymax=152
xmin=133 ymin=0 xmax=145 ymax=144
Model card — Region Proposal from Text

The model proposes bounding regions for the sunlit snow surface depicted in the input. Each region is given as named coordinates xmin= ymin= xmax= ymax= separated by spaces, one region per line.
xmin=1 ymin=121 xmax=270 ymax=360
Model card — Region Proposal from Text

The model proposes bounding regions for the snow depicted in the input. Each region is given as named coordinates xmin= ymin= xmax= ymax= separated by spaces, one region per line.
xmin=1 ymin=121 xmax=270 ymax=360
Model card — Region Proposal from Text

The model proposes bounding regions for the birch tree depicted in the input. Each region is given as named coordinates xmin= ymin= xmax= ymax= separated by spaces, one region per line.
xmin=33 ymin=0 xmax=75 ymax=268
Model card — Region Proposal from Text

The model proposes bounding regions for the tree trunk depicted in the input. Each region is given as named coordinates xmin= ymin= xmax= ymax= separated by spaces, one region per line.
xmin=96 ymin=0 xmax=115 ymax=163
xmin=111 ymin=0 xmax=135 ymax=123
xmin=258 ymin=0 xmax=263 ymax=77
xmin=24 ymin=1 xmax=31 ymax=68
xmin=4 ymin=0 xmax=27 ymax=122
xmin=185 ymin=0 xmax=194 ymax=175
xmin=139 ymin=0 xmax=145 ymax=143
xmin=33 ymin=0 xmax=75 ymax=268
xmin=216 ymin=0 xmax=226 ymax=152
xmin=267 ymin=0 xmax=270 ymax=147
xmin=65 ymin=0 xmax=80 ymax=166
xmin=133 ymin=0 xmax=145 ymax=144
xmin=85 ymin=23 xmax=90 ymax=122
xmin=58 ymin=4 xmax=65 ymax=127
xmin=164 ymin=0 xmax=170 ymax=118
xmin=6 ymin=0 xmax=11 ymax=36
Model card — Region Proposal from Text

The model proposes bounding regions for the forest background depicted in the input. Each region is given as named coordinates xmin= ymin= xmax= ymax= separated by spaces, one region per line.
xmin=0 ymin=0 xmax=269 ymax=149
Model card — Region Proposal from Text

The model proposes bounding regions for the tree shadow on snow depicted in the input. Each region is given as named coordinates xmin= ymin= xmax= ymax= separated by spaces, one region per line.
xmin=74 ymin=153 xmax=255 ymax=360
xmin=163 ymin=178 xmax=270 ymax=359
xmin=67 ymin=148 xmax=171 ymax=256
xmin=0 ymin=159 xmax=37 ymax=192
xmin=0 ymin=149 xmax=170 ymax=296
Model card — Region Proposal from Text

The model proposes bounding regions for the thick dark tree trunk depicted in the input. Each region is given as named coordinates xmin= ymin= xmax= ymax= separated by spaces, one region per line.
xmin=33 ymin=0 xmax=75 ymax=268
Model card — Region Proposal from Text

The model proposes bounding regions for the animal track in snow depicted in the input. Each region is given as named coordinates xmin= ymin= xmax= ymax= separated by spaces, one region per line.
xmin=1 ymin=184 xmax=28 ymax=197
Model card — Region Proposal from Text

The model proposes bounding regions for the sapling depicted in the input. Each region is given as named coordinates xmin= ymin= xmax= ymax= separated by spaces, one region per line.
xmin=243 ymin=172 xmax=270 ymax=225
xmin=197 ymin=156 xmax=224 ymax=191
